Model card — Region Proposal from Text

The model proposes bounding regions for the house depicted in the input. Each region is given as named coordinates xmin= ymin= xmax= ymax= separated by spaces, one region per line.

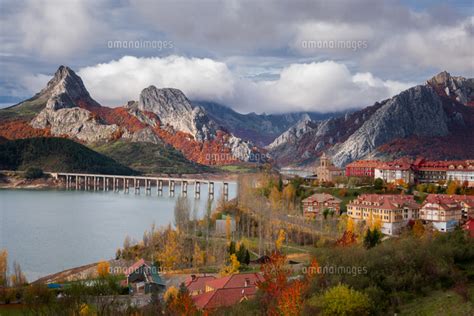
xmin=302 ymin=193 xmax=342 ymax=218
xmin=374 ymin=159 xmax=415 ymax=184
xmin=315 ymin=153 xmax=344 ymax=182
xmin=191 ymin=272 xmax=264 ymax=311
xmin=446 ymin=162 xmax=474 ymax=187
xmin=347 ymin=194 xmax=420 ymax=235
xmin=345 ymin=160 xmax=382 ymax=178
xmin=185 ymin=275 xmax=216 ymax=296
xmin=125 ymin=259 xmax=166 ymax=295
xmin=463 ymin=219 xmax=474 ymax=238
xmin=419 ymin=194 xmax=474 ymax=232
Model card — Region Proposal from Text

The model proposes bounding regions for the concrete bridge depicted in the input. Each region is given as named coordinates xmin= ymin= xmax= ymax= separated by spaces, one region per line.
xmin=50 ymin=172 xmax=230 ymax=200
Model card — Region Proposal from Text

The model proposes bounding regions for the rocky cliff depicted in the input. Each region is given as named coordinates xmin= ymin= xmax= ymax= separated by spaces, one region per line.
xmin=268 ymin=72 xmax=474 ymax=167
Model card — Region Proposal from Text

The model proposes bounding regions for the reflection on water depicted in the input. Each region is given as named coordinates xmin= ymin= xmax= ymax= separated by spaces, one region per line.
xmin=0 ymin=183 xmax=236 ymax=281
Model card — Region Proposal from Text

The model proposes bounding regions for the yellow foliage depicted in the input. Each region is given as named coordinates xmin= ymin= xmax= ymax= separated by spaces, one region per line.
xmin=269 ymin=186 xmax=282 ymax=210
xmin=164 ymin=286 xmax=179 ymax=302
xmin=226 ymin=216 xmax=232 ymax=240
xmin=220 ymin=254 xmax=240 ymax=276
xmin=79 ymin=303 xmax=91 ymax=316
xmin=275 ymin=229 xmax=286 ymax=251
xmin=97 ymin=261 xmax=110 ymax=278
xmin=0 ymin=249 xmax=7 ymax=287
xmin=347 ymin=217 xmax=355 ymax=233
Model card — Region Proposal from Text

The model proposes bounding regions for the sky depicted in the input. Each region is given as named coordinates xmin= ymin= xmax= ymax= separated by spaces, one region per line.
xmin=0 ymin=0 xmax=473 ymax=114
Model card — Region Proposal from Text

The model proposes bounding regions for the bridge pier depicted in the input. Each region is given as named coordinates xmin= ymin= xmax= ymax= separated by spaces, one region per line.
xmin=194 ymin=181 xmax=200 ymax=199
xmin=157 ymin=179 xmax=163 ymax=196
xmin=223 ymin=182 xmax=229 ymax=201
xmin=125 ymin=178 xmax=129 ymax=194
xmin=169 ymin=180 xmax=175 ymax=197
xmin=209 ymin=182 xmax=214 ymax=199
xmin=182 ymin=181 xmax=188 ymax=197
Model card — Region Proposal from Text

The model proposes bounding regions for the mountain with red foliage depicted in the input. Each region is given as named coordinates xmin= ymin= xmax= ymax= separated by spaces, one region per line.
xmin=0 ymin=66 xmax=264 ymax=167
xmin=268 ymin=71 xmax=474 ymax=167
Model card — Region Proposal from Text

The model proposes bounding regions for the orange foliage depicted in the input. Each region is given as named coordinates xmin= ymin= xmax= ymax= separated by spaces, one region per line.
xmin=0 ymin=120 xmax=51 ymax=140
xmin=336 ymin=230 xmax=357 ymax=246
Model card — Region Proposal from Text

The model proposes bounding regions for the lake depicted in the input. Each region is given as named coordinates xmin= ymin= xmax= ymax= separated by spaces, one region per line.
xmin=0 ymin=182 xmax=237 ymax=281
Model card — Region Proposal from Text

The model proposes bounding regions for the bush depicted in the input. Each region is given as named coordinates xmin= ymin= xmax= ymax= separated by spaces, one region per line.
xmin=308 ymin=284 xmax=371 ymax=316
xmin=24 ymin=167 xmax=43 ymax=179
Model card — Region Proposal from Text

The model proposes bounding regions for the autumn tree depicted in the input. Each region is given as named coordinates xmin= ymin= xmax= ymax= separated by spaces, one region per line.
xmin=269 ymin=186 xmax=282 ymax=210
xmin=363 ymin=228 xmax=382 ymax=249
xmin=220 ymin=253 xmax=240 ymax=276
xmin=0 ymin=249 xmax=7 ymax=287
xmin=97 ymin=261 xmax=110 ymax=278
xmin=275 ymin=229 xmax=286 ymax=252
xmin=174 ymin=196 xmax=191 ymax=234
xmin=165 ymin=283 xmax=198 ymax=316
xmin=412 ymin=220 xmax=425 ymax=238
xmin=317 ymin=284 xmax=371 ymax=316
xmin=10 ymin=261 xmax=27 ymax=287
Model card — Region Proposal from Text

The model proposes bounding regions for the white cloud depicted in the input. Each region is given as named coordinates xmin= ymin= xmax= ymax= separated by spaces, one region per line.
xmin=77 ymin=56 xmax=235 ymax=106
xmin=57 ymin=57 xmax=412 ymax=113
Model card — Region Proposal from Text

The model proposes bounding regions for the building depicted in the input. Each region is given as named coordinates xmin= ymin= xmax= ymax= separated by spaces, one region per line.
xmin=446 ymin=162 xmax=474 ymax=187
xmin=125 ymin=259 xmax=166 ymax=295
xmin=345 ymin=160 xmax=382 ymax=178
xmin=191 ymin=273 xmax=264 ymax=311
xmin=347 ymin=194 xmax=420 ymax=235
xmin=419 ymin=194 xmax=464 ymax=232
xmin=413 ymin=158 xmax=449 ymax=184
xmin=374 ymin=159 xmax=415 ymax=184
xmin=302 ymin=193 xmax=342 ymax=218
xmin=463 ymin=219 xmax=474 ymax=238
xmin=316 ymin=153 xmax=344 ymax=182
xmin=185 ymin=275 xmax=217 ymax=296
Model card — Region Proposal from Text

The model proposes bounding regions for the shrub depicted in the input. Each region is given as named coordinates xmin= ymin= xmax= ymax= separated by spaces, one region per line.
xmin=308 ymin=284 xmax=371 ymax=316
xmin=24 ymin=167 xmax=43 ymax=179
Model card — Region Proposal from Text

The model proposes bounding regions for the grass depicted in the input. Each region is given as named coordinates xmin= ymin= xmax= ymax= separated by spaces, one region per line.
xmin=0 ymin=304 xmax=25 ymax=316
xmin=398 ymin=284 xmax=474 ymax=315
xmin=0 ymin=96 xmax=46 ymax=121
xmin=217 ymin=165 xmax=259 ymax=173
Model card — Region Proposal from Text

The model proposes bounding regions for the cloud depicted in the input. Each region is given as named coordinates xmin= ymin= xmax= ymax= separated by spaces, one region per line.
xmin=25 ymin=56 xmax=411 ymax=114
xmin=77 ymin=56 xmax=235 ymax=105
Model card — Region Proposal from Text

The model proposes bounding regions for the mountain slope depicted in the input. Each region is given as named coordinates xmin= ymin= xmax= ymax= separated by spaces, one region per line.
xmin=194 ymin=101 xmax=337 ymax=146
xmin=0 ymin=137 xmax=135 ymax=175
xmin=0 ymin=66 xmax=264 ymax=167
xmin=268 ymin=72 xmax=474 ymax=167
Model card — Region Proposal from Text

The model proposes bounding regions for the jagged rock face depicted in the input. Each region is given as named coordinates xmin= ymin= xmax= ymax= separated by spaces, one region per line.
xmin=268 ymin=72 xmax=473 ymax=167
xmin=40 ymin=65 xmax=100 ymax=110
xmin=29 ymin=66 xmax=116 ymax=143
xmin=331 ymin=85 xmax=448 ymax=166
xmin=31 ymin=107 xmax=119 ymax=142
xmin=138 ymin=86 xmax=217 ymax=141
xmin=427 ymin=71 xmax=474 ymax=105
xmin=122 ymin=127 xmax=163 ymax=144
xmin=267 ymin=114 xmax=315 ymax=149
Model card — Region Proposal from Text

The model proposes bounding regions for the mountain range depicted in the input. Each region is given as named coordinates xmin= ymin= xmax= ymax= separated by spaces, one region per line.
xmin=0 ymin=66 xmax=472 ymax=173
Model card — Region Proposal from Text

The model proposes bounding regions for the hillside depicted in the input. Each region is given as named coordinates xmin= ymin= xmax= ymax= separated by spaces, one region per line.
xmin=92 ymin=140 xmax=213 ymax=174
xmin=268 ymin=71 xmax=474 ymax=167
xmin=0 ymin=137 xmax=136 ymax=175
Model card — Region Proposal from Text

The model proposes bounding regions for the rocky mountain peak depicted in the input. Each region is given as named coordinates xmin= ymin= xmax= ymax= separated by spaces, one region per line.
xmin=427 ymin=71 xmax=473 ymax=105
xmin=38 ymin=65 xmax=99 ymax=110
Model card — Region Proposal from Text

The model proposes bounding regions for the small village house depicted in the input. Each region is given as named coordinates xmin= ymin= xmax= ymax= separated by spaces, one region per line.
xmin=347 ymin=194 xmax=420 ymax=235
xmin=125 ymin=259 xmax=166 ymax=295
xmin=345 ymin=160 xmax=382 ymax=178
xmin=419 ymin=194 xmax=474 ymax=232
xmin=302 ymin=193 xmax=342 ymax=219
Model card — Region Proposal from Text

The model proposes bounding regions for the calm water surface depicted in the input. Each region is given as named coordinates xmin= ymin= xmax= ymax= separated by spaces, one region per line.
xmin=0 ymin=183 xmax=236 ymax=281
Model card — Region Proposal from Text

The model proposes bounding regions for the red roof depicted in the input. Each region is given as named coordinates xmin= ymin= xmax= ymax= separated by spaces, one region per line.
xmin=463 ymin=219 xmax=474 ymax=238
xmin=423 ymin=194 xmax=474 ymax=210
xmin=193 ymin=286 xmax=257 ymax=310
xmin=348 ymin=194 xmax=419 ymax=210
xmin=185 ymin=275 xmax=216 ymax=294
xmin=125 ymin=258 xmax=146 ymax=276
xmin=346 ymin=160 xmax=382 ymax=168
xmin=302 ymin=193 xmax=341 ymax=204
xmin=205 ymin=272 xmax=263 ymax=291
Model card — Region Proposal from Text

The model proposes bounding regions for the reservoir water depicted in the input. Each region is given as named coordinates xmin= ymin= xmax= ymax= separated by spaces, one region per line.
xmin=0 ymin=182 xmax=237 ymax=281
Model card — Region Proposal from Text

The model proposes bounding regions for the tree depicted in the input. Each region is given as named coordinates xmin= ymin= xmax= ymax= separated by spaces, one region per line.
xmin=10 ymin=261 xmax=27 ymax=287
xmin=323 ymin=208 xmax=330 ymax=220
xmin=282 ymin=184 xmax=296 ymax=209
xmin=277 ymin=280 xmax=305 ymax=316
xmin=97 ymin=261 xmax=110 ymax=278
xmin=278 ymin=175 xmax=283 ymax=191
xmin=174 ymin=196 xmax=190 ymax=233
xmin=446 ymin=181 xmax=459 ymax=195
xmin=236 ymin=242 xmax=250 ymax=265
xmin=316 ymin=284 xmax=371 ymax=316
xmin=165 ymin=283 xmax=198 ymax=316
xmin=275 ymin=229 xmax=286 ymax=252
xmin=193 ymin=242 xmax=205 ymax=267
xmin=24 ymin=167 xmax=44 ymax=179
xmin=0 ymin=249 xmax=7 ymax=287
xmin=220 ymin=253 xmax=240 ymax=276
xmin=374 ymin=178 xmax=384 ymax=190
xmin=269 ymin=186 xmax=282 ymax=210
xmin=226 ymin=215 xmax=232 ymax=240
xmin=412 ymin=220 xmax=425 ymax=238
xmin=363 ymin=228 xmax=382 ymax=249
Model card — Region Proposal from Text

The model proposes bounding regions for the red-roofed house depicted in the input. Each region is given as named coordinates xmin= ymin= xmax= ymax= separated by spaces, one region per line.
xmin=420 ymin=194 xmax=474 ymax=232
xmin=374 ymin=159 xmax=415 ymax=184
xmin=347 ymin=194 xmax=420 ymax=235
xmin=185 ymin=275 xmax=216 ymax=296
xmin=463 ymin=219 xmax=474 ymax=238
xmin=345 ymin=160 xmax=382 ymax=178
xmin=302 ymin=193 xmax=342 ymax=218
xmin=190 ymin=272 xmax=263 ymax=311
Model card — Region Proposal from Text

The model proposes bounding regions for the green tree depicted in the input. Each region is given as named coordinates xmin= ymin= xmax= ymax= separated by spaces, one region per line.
xmin=363 ymin=228 xmax=382 ymax=249
xmin=24 ymin=167 xmax=43 ymax=179
xmin=312 ymin=284 xmax=371 ymax=316
xmin=374 ymin=178 xmax=384 ymax=190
